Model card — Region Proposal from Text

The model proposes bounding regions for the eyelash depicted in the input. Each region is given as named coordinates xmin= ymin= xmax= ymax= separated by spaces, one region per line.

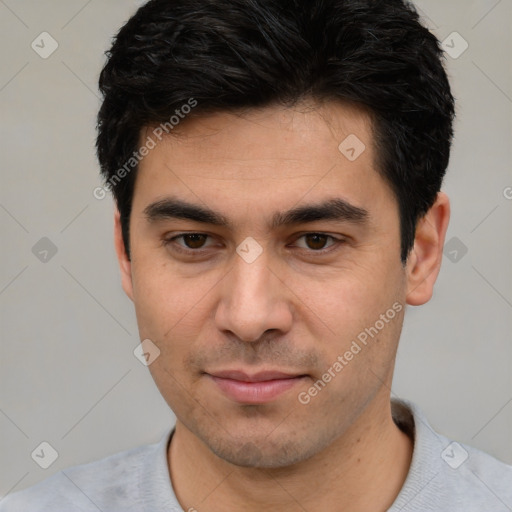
xmin=162 ymin=232 xmax=346 ymax=256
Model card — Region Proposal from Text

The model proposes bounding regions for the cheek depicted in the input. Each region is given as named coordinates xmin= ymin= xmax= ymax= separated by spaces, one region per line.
xmin=130 ymin=256 xmax=210 ymax=336
xmin=286 ymin=260 xmax=405 ymax=385
xmin=289 ymin=263 xmax=398 ymax=331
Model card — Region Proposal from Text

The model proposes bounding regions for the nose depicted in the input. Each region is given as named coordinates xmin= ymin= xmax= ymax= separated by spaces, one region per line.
xmin=214 ymin=247 xmax=293 ymax=343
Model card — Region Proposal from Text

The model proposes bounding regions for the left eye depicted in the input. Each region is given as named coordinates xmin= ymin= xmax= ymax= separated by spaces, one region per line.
xmin=293 ymin=233 xmax=339 ymax=251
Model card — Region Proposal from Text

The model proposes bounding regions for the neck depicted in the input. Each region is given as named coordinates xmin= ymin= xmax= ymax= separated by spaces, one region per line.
xmin=168 ymin=394 xmax=413 ymax=512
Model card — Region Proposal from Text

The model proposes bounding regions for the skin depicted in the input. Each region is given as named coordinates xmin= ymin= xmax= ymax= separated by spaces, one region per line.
xmin=113 ymin=100 xmax=450 ymax=511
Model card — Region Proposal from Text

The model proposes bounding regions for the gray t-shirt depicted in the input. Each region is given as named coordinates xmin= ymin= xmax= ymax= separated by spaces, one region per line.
xmin=1 ymin=399 xmax=511 ymax=511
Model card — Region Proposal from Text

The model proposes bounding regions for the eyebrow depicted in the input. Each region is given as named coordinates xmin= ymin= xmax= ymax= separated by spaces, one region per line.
xmin=143 ymin=196 xmax=369 ymax=230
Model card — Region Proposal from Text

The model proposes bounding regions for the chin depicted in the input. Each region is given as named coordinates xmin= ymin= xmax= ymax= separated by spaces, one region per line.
xmin=199 ymin=425 xmax=332 ymax=469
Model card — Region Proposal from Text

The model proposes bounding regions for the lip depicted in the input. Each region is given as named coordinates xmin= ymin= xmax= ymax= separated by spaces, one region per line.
xmin=206 ymin=369 xmax=308 ymax=404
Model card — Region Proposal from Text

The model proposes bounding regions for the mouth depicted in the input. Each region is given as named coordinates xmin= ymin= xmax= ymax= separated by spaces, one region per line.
xmin=205 ymin=369 xmax=309 ymax=404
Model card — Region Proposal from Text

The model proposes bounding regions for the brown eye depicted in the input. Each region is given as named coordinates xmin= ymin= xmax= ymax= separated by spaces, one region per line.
xmin=301 ymin=233 xmax=333 ymax=251
xmin=180 ymin=233 xmax=208 ymax=249
xmin=163 ymin=233 xmax=214 ymax=253
xmin=291 ymin=233 xmax=344 ymax=253
xmin=303 ymin=233 xmax=329 ymax=250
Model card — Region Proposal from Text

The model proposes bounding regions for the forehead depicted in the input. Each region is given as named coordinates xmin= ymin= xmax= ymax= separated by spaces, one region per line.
xmin=132 ymin=100 xmax=395 ymax=228
xmin=143 ymin=100 xmax=375 ymax=174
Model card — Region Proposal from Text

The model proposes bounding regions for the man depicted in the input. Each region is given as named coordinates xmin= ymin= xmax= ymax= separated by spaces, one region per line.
xmin=2 ymin=0 xmax=511 ymax=510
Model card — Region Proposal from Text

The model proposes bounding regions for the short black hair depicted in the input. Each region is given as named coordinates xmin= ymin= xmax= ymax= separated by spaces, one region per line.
xmin=96 ymin=0 xmax=455 ymax=263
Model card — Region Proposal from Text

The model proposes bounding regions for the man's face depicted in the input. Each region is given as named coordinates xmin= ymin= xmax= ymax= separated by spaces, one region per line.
xmin=121 ymin=101 xmax=409 ymax=467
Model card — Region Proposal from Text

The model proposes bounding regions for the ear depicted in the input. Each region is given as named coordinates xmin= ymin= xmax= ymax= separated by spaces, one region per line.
xmin=405 ymin=191 xmax=450 ymax=306
xmin=114 ymin=208 xmax=134 ymax=302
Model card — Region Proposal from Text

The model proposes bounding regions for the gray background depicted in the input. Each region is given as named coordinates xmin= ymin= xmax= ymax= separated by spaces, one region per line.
xmin=1 ymin=0 xmax=511 ymax=498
